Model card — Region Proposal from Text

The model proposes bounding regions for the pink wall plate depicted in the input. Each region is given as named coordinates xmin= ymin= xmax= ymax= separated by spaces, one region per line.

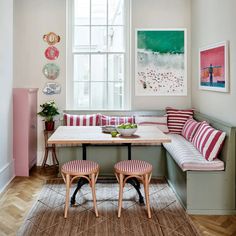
xmin=45 ymin=46 xmax=59 ymax=60
xmin=43 ymin=32 xmax=60 ymax=45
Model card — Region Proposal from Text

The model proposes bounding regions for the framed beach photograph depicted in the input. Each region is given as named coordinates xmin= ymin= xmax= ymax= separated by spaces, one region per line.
xmin=199 ymin=41 xmax=229 ymax=92
xmin=135 ymin=28 xmax=187 ymax=96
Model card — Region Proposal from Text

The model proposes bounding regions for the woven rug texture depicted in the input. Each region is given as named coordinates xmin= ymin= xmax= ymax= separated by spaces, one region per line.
xmin=17 ymin=179 xmax=201 ymax=236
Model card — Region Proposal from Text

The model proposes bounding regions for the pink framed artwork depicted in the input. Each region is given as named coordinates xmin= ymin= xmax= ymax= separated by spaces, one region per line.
xmin=199 ymin=41 xmax=229 ymax=92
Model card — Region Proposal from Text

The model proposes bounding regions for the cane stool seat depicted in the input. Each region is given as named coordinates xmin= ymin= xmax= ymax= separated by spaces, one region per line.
xmin=62 ymin=160 xmax=99 ymax=175
xmin=61 ymin=160 xmax=99 ymax=218
xmin=114 ymin=160 xmax=153 ymax=219
xmin=114 ymin=160 xmax=152 ymax=175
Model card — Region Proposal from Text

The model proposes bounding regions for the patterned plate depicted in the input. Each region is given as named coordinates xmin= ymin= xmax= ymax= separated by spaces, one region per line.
xmin=45 ymin=46 xmax=59 ymax=60
xmin=43 ymin=32 xmax=60 ymax=45
xmin=43 ymin=82 xmax=61 ymax=95
xmin=42 ymin=63 xmax=60 ymax=80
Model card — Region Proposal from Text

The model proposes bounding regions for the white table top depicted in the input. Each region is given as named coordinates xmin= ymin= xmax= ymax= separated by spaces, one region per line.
xmin=48 ymin=126 xmax=171 ymax=145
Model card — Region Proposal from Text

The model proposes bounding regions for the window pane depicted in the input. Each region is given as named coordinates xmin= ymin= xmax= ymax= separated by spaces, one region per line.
xmin=108 ymin=0 xmax=124 ymax=25
xmin=74 ymin=82 xmax=90 ymax=108
xmin=74 ymin=26 xmax=90 ymax=51
xmin=91 ymin=0 xmax=107 ymax=25
xmin=91 ymin=26 xmax=107 ymax=52
xmin=108 ymin=82 xmax=123 ymax=109
xmin=91 ymin=82 xmax=107 ymax=109
xmin=74 ymin=55 xmax=89 ymax=81
xmin=108 ymin=54 xmax=124 ymax=81
xmin=71 ymin=0 xmax=128 ymax=110
xmin=91 ymin=55 xmax=107 ymax=81
xmin=108 ymin=26 xmax=124 ymax=52
xmin=74 ymin=0 xmax=90 ymax=25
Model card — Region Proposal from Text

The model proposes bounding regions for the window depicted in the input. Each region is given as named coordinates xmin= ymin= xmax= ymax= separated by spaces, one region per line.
xmin=67 ymin=0 xmax=130 ymax=110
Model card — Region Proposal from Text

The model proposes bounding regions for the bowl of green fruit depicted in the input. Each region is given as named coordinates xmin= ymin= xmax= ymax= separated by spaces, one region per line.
xmin=116 ymin=123 xmax=138 ymax=136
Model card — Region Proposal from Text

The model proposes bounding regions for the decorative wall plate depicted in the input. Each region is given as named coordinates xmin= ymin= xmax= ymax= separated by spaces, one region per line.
xmin=42 ymin=63 xmax=60 ymax=80
xmin=43 ymin=32 xmax=60 ymax=45
xmin=45 ymin=46 xmax=59 ymax=60
xmin=43 ymin=82 xmax=61 ymax=95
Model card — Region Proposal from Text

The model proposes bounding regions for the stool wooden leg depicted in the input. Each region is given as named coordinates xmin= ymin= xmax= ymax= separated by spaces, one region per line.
xmin=118 ymin=173 xmax=124 ymax=218
xmin=64 ymin=174 xmax=70 ymax=218
xmin=91 ymin=173 xmax=98 ymax=217
xmin=144 ymin=173 xmax=151 ymax=218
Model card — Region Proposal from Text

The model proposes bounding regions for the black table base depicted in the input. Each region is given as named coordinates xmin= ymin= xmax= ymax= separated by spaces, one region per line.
xmin=70 ymin=178 xmax=89 ymax=206
xmin=70 ymin=143 xmax=145 ymax=206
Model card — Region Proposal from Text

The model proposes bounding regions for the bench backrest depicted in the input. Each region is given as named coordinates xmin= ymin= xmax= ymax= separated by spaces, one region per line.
xmin=63 ymin=110 xmax=235 ymax=169
xmin=63 ymin=110 xmax=165 ymax=116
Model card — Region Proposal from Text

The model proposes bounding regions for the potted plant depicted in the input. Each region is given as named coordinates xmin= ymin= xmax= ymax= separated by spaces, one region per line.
xmin=38 ymin=101 xmax=59 ymax=131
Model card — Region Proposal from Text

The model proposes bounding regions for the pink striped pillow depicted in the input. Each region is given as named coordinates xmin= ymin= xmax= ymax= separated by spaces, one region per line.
xmin=64 ymin=113 xmax=100 ymax=126
xmin=100 ymin=115 xmax=134 ymax=126
xmin=135 ymin=116 xmax=169 ymax=133
xmin=166 ymin=107 xmax=194 ymax=134
xmin=192 ymin=121 xmax=226 ymax=161
xmin=181 ymin=118 xmax=201 ymax=142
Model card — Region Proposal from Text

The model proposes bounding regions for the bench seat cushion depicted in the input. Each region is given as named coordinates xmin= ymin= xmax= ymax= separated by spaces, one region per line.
xmin=163 ymin=134 xmax=224 ymax=171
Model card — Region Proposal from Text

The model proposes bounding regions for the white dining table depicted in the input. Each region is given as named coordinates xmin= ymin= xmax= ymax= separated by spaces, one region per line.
xmin=48 ymin=125 xmax=171 ymax=205
xmin=48 ymin=125 xmax=171 ymax=145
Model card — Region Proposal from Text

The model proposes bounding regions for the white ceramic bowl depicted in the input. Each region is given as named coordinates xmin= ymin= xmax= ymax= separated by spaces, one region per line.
xmin=116 ymin=127 xmax=137 ymax=136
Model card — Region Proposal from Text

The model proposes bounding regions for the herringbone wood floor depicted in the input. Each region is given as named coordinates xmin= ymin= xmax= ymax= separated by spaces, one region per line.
xmin=0 ymin=166 xmax=236 ymax=236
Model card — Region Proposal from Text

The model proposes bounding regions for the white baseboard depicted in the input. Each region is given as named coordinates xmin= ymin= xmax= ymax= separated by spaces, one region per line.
xmin=0 ymin=159 xmax=15 ymax=194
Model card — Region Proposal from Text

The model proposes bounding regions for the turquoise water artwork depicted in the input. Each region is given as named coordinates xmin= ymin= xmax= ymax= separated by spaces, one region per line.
xmin=135 ymin=29 xmax=186 ymax=95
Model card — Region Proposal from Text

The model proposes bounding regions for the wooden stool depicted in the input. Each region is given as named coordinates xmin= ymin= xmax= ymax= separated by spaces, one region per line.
xmin=114 ymin=160 xmax=152 ymax=218
xmin=61 ymin=160 xmax=99 ymax=218
xmin=42 ymin=130 xmax=59 ymax=167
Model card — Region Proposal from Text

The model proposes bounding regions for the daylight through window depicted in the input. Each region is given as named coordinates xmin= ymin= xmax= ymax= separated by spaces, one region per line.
xmin=69 ymin=0 xmax=130 ymax=110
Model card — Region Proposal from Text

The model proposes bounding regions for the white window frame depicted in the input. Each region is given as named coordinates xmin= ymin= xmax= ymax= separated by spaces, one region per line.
xmin=66 ymin=0 xmax=131 ymax=110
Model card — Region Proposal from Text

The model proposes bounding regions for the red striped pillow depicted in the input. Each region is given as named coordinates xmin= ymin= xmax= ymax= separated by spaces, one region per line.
xmin=192 ymin=121 xmax=226 ymax=161
xmin=64 ymin=113 xmax=100 ymax=126
xmin=166 ymin=107 xmax=194 ymax=134
xmin=100 ymin=115 xmax=134 ymax=126
xmin=181 ymin=118 xmax=201 ymax=142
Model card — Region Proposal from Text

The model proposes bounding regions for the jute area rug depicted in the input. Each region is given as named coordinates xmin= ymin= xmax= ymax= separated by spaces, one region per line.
xmin=17 ymin=179 xmax=201 ymax=236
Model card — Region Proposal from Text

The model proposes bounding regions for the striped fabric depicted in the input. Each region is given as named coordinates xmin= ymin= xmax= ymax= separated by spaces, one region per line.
xmin=166 ymin=107 xmax=194 ymax=134
xmin=100 ymin=115 xmax=134 ymax=126
xmin=64 ymin=113 xmax=99 ymax=126
xmin=192 ymin=121 xmax=226 ymax=161
xmin=61 ymin=160 xmax=99 ymax=174
xmin=181 ymin=118 xmax=201 ymax=142
xmin=135 ymin=116 xmax=169 ymax=133
xmin=163 ymin=134 xmax=224 ymax=171
xmin=114 ymin=160 xmax=152 ymax=174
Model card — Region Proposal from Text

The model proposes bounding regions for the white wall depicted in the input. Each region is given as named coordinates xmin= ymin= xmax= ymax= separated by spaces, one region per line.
xmin=0 ymin=0 xmax=14 ymax=192
xmin=14 ymin=0 xmax=191 ymax=164
xmin=191 ymin=0 xmax=236 ymax=125
xmin=14 ymin=0 xmax=66 ymax=164
xmin=132 ymin=0 xmax=192 ymax=109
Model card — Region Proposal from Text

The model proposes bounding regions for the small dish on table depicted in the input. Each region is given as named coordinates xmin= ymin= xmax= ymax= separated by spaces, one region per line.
xmin=101 ymin=125 xmax=117 ymax=133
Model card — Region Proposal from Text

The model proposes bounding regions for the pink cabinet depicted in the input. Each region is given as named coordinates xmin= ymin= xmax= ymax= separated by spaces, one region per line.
xmin=13 ymin=88 xmax=38 ymax=176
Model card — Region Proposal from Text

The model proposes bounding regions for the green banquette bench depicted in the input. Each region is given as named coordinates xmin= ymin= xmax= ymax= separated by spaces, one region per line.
xmin=56 ymin=110 xmax=236 ymax=215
